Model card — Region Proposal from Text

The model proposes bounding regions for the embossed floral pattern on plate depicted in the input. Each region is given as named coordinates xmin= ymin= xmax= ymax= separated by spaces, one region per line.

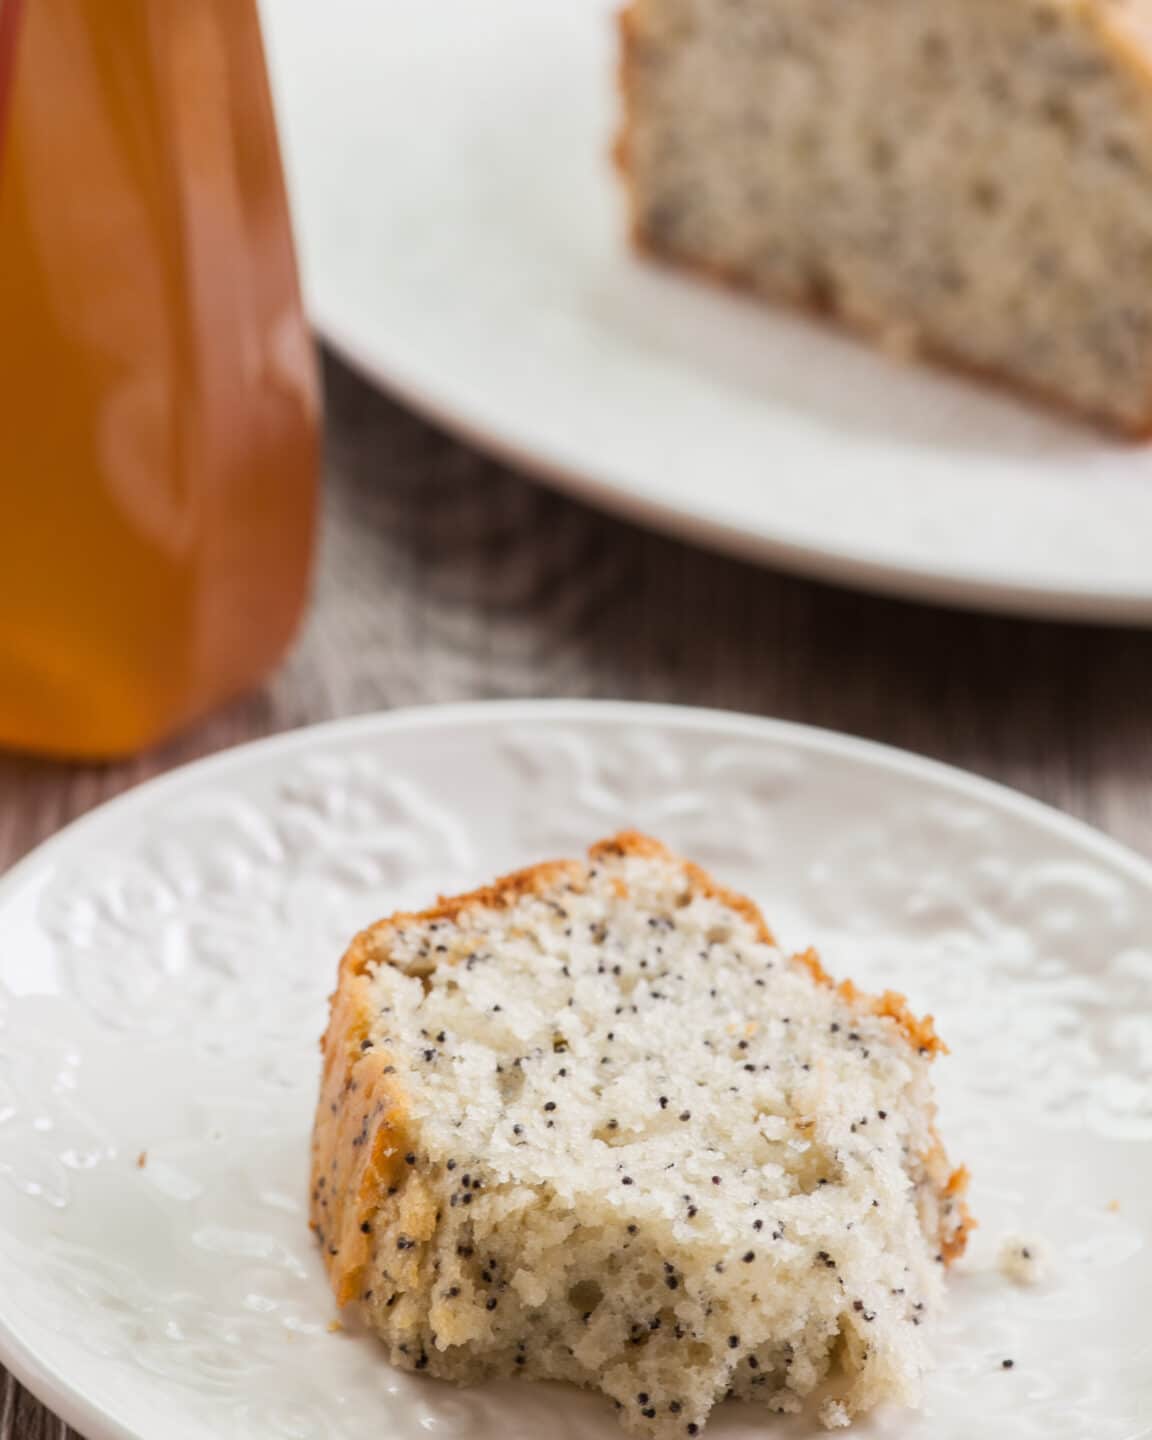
xmin=0 ymin=702 xmax=1148 ymax=1440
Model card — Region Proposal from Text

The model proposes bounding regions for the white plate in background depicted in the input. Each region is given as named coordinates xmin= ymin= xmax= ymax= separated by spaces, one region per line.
xmin=0 ymin=700 xmax=1148 ymax=1439
xmin=263 ymin=0 xmax=1152 ymax=625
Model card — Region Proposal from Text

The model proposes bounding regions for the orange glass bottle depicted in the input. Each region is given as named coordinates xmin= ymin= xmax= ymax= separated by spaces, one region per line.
xmin=0 ymin=0 xmax=318 ymax=758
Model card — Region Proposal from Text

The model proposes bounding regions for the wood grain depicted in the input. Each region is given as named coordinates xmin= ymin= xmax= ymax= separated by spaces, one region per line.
xmin=4 ymin=351 xmax=1152 ymax=1435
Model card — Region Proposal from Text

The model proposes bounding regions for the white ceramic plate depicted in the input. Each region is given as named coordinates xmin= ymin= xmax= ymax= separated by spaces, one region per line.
xmin=263 ymin=0 xmax=1152 ymax=626
xmin=0 ymin=700 xmax=1149 ymax=1440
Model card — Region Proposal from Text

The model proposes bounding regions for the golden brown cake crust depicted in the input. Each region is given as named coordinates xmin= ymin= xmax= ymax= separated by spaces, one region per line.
xmin=613 ymin=0 xmax=1152 ymax=439
xmin=310 ymin=939 xmax=411 ymax=1305
xmin=310 ymin=831 xmax=971 ymax=1309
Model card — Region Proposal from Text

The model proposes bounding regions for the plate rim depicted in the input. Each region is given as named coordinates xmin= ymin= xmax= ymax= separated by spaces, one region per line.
xmin=3 ymin=701 xmax=1151 ymax=902
xmin=2 ymin=696 xmax=1151 ymax=1440
xmin=318 ymin=322 xmax=1152 ymax=632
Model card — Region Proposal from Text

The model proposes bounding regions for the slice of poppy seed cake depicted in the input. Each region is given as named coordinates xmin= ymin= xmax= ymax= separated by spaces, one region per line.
xmin=311 ymin=832 xmax=971 ymax=1435
xmin=617 ymin=0 xmax=1152 ymax=433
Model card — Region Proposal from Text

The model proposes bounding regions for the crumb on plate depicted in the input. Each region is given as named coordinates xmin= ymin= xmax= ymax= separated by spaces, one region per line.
xmin=998 ymin=1236 xmax=1047 ymax=1286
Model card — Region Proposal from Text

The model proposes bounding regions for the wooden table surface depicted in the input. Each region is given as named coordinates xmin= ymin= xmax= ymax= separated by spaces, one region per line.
xmin=5 ymin=352 xmax=1152 ymax=1436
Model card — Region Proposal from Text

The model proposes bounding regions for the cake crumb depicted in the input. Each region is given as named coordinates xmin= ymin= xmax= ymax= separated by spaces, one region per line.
xmin=998 ymin=1236 xmax=1047 ymax=1286
xmin=1107 ymin=1199 xmax=1121 ymax=1213
xmin=819 ymin=1399 xmax=851 ymax=1429
xmin=327 ymin=1319 xmax=344 ymax=1334
xmin=136 ymin=1150 xmax=148 ymax=1169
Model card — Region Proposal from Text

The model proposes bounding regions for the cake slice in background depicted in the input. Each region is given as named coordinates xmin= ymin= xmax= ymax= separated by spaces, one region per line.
xmin=617 ymin=0 xmax=1152 ymax=434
